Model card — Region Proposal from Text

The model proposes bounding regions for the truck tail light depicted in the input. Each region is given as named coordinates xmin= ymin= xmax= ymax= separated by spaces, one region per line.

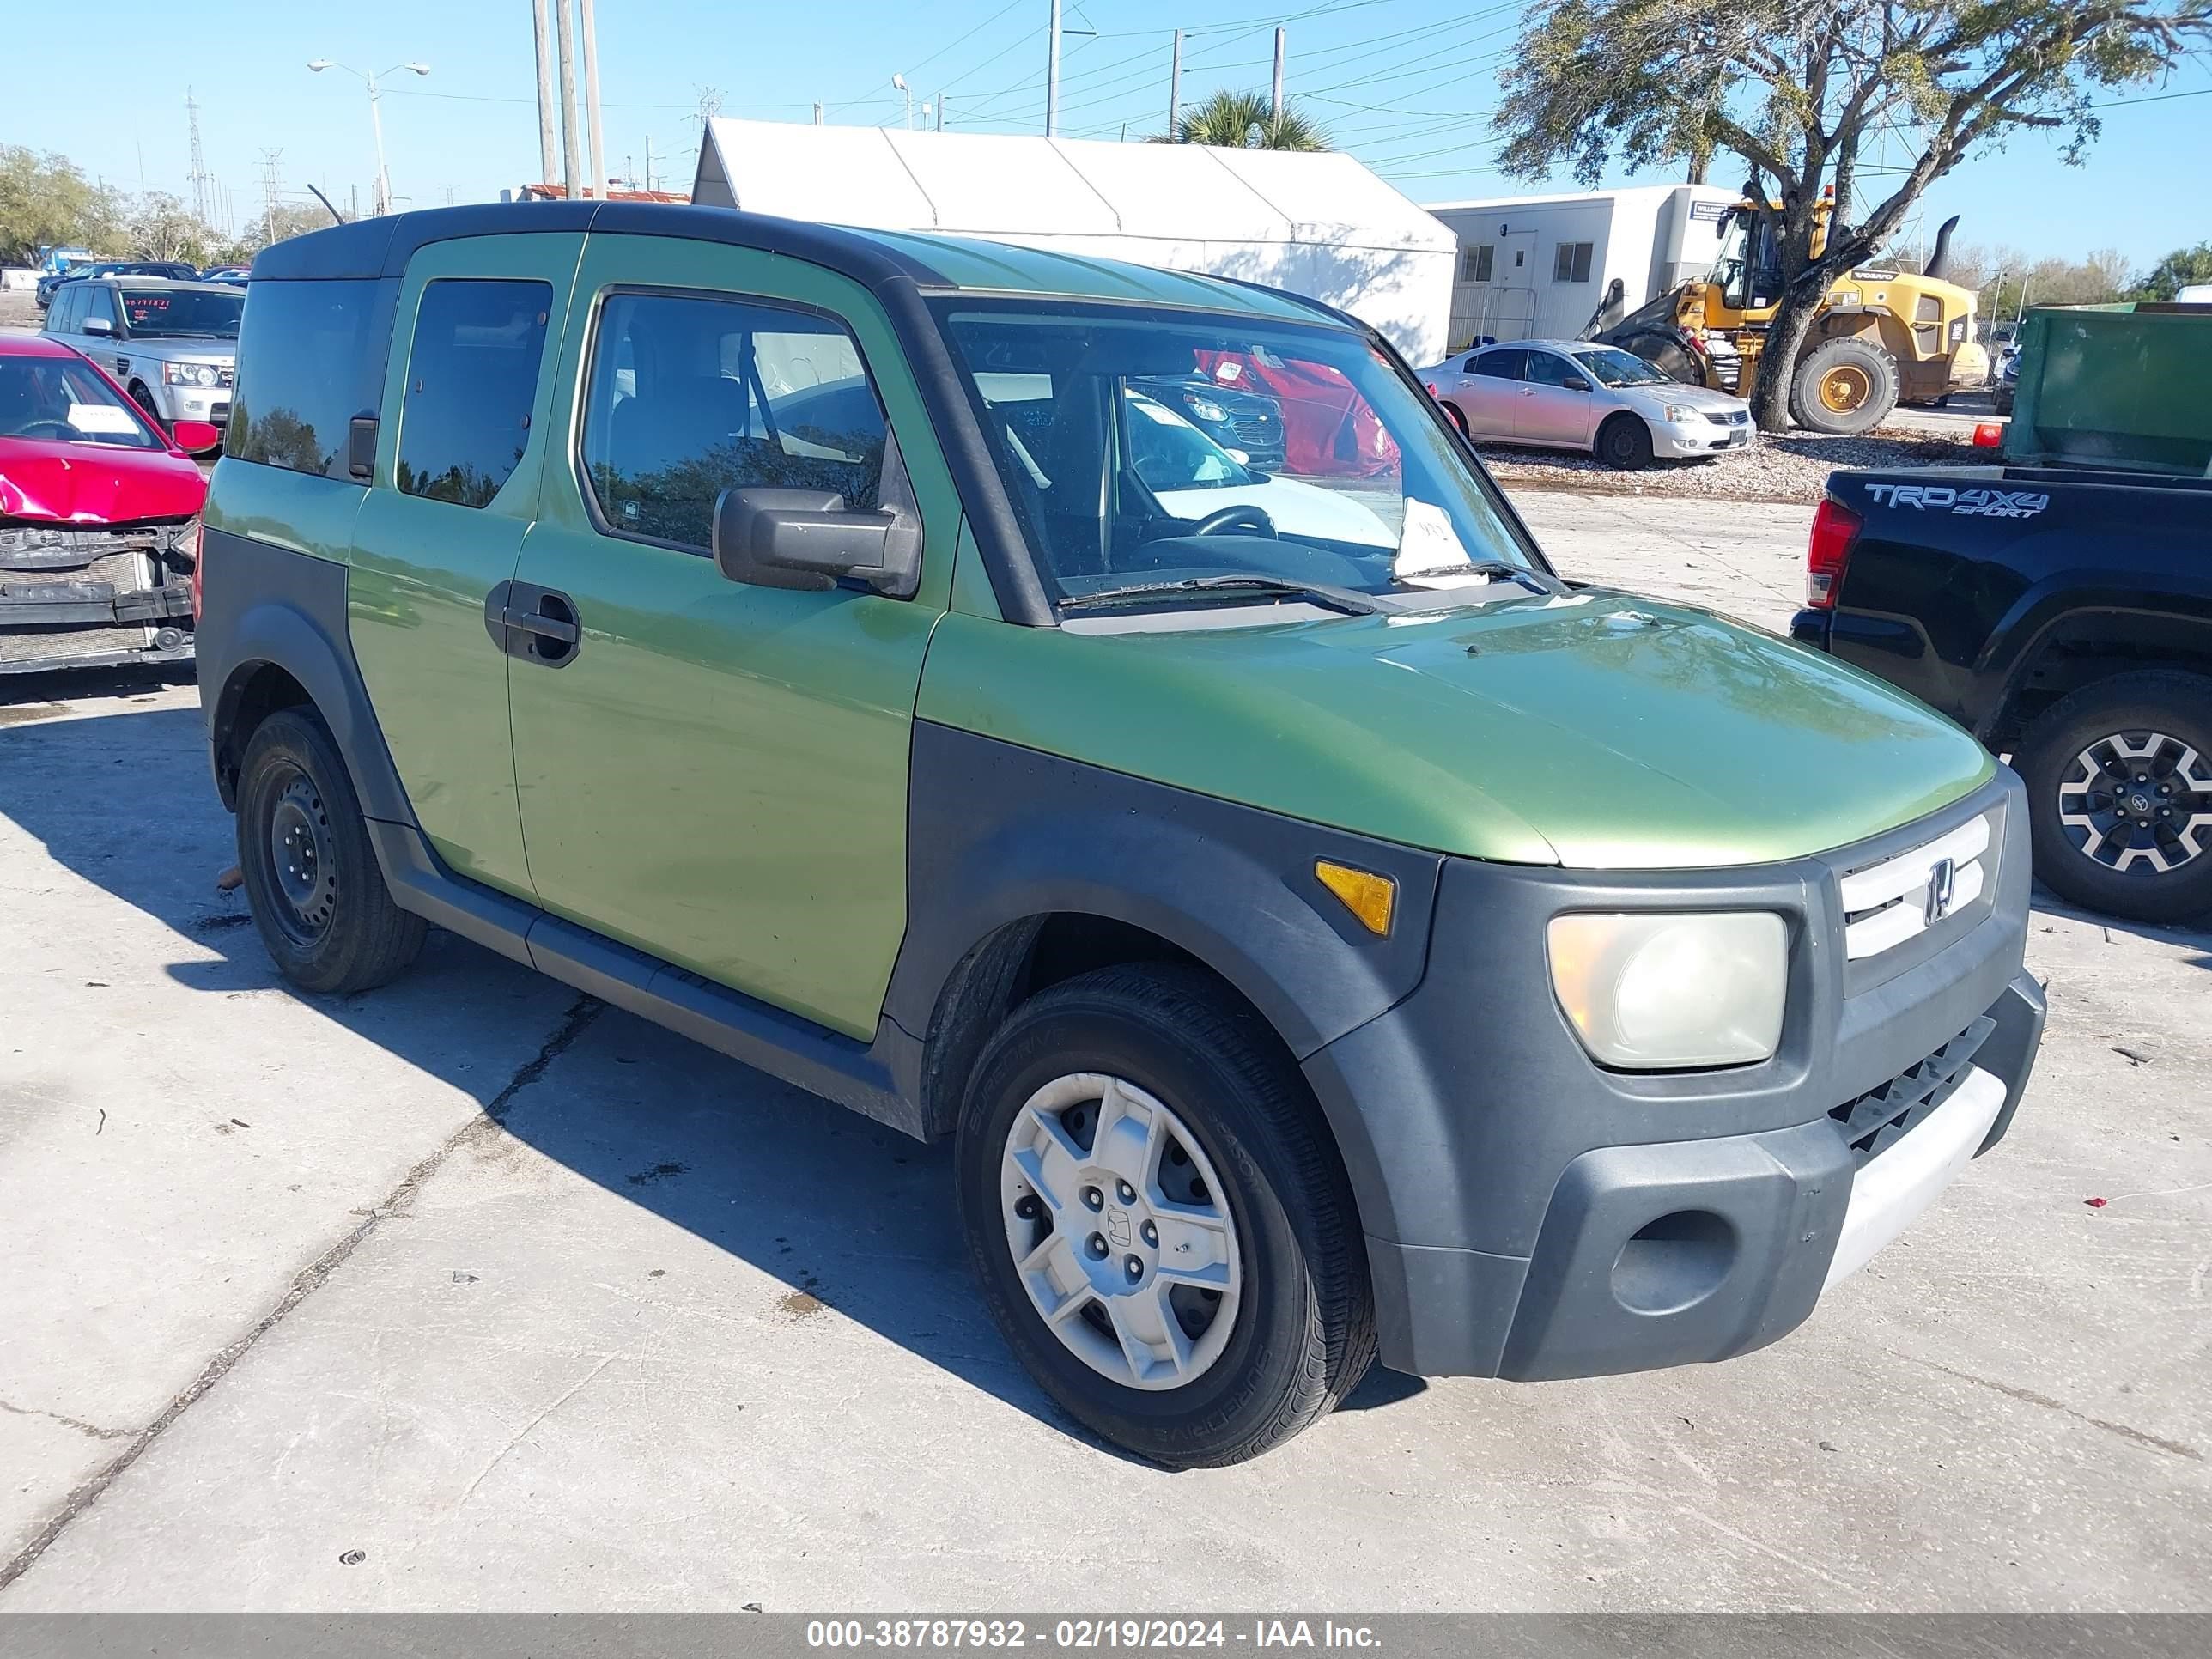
xmin=1972 ymin=422 xmax=2003 ymax=447
xmin=1806 ymin=499 xmax=1859 ymax=609
xmin=188 ymin=519 xmax=204 ymax=623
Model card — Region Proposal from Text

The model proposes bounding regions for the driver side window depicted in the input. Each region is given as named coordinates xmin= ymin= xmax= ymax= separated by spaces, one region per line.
xmin=1524 ymin=352 xmax=1588 ymax=390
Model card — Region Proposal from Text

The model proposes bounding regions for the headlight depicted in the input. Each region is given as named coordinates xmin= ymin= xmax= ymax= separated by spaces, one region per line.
xmin=1547 ymin=911 xmax=1787 ymax=1070
xmin=1186 ymin=395 xmax=1229 ymax=423
xmin=163 ymin=362 xmax=221 ymax=387
xmin=1662 ymin=402 xmax=1698 ymax=424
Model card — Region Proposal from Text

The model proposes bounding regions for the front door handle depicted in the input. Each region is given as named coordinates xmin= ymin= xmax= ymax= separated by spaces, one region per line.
xmin=483 ymin=580 xmax=582 ymax=667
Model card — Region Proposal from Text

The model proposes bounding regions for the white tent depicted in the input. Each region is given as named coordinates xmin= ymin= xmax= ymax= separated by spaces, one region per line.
xmin=692 ymin=118 xmax=1458 ymax=362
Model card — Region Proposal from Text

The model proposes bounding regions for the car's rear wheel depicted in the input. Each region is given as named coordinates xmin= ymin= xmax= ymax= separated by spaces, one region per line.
xmin=2014 ymin=672 xmax=2212 ymax=921
xmin=1595 ymin=412 xmax=1653 ymax=470
xmin=956 ymin=964 xmax=1374 ymax=1468
xmin=236 ymin=708 xmax=428 ymax=994
xmin=1442 ymin=400 xmax=1469 ymax=437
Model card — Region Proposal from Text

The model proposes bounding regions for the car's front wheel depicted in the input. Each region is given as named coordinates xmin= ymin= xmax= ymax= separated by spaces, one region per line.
xmin=2014 ymin=672 xmax=2212 ymax=921
xmin=1596 ymin=412 xmax=1653 ymax=469
xmin=956 ymin=965 xmax=1374 ymax=1468
xmin=236 ymin=708 xmax=428 ymax=994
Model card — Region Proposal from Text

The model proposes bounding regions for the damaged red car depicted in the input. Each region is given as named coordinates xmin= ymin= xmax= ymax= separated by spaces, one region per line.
xmin=2 ymin=334 xmax=211 ymax=677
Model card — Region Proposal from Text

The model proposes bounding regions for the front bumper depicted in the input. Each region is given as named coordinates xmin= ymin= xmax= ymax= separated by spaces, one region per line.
xmin=1305 ymin=770 xmax=2042 ymax=1379
xmin=1656 ymin=416 xmax=1755 ymax=458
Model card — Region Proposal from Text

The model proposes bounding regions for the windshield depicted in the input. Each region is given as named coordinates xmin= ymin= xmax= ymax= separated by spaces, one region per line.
xmin=1574 ymin=346 xmax=1674 ymax=388
xmin=0 ymin=355 xmax=164 ymax=449
xmin=938 ymin=299 xmax=1539 ymax=616
xmin=119 ymin=288 xmax=243 ymax=340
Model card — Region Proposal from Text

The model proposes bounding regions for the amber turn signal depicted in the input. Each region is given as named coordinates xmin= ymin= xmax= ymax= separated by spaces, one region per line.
xmin=1314 ymin=860 xmax=1395 ymax=937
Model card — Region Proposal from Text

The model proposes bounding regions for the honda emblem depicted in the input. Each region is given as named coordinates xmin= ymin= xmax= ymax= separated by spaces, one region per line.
xmin=1924 ymin=858 xmax=1957 ymax=926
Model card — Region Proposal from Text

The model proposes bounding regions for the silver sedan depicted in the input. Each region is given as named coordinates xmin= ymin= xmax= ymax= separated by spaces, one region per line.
xmin=1416 ymin=340 xmax=1755 ymax=469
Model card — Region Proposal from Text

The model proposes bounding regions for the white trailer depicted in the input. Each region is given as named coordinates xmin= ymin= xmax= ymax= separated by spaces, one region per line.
xmin=1425 ymin=184 xmax=1738 ymax=351
xmin=691 ymin=118 xmax=1460 ymax=363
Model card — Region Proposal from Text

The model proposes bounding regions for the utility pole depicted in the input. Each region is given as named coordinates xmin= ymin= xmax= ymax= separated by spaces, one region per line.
xmin=580 ymin=0 xmax=606 ymax=198
xmin=531 ymin=0 xmax=559 ymax=186
xmin=1167 ymin=30 xmax=1182 ymax=142
xmin=258 ymin=149 xmax=283 ymax=238
xmin=186 ymin=89 xmax=213 ymax=223
xmin=644 ymin=134 xmax=653 ymax=193
xmin=1271 ymin=27 xmax=1285 ymax=125
xmin=553 ymin=0 xmax=581 ymax=198
xmin=936 ymin=94 xmax=945 ymax=131
xmin=1047 ymin=0 xmax=1062 ymax=137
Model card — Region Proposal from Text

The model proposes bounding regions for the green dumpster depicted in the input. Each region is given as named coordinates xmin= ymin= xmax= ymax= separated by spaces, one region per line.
xmin=2007 ymin=301 xmax=2212 ymax=476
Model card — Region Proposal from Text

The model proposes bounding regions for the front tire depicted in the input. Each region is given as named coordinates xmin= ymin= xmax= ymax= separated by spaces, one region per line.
xmin=128 ymin=381 xmax=167 ymax=432
xmin=1595 ymin=413 xmax=1653 ymax=470
xmin=956 ymin=965 xmax=1374 ymax=1468
xmin=236 ymin=708 xmax=428 ymax=994
xmin=2014 ymin=672 xmax=2212 ymax=921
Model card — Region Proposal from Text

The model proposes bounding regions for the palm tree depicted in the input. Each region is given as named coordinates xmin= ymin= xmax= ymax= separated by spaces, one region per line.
xmin=1161 ymin=89 xmax=1329 ymax=151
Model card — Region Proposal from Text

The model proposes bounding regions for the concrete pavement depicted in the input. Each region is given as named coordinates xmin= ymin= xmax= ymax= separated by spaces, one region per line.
xmin=1 ymin=496 xmax=2206 ymax=1613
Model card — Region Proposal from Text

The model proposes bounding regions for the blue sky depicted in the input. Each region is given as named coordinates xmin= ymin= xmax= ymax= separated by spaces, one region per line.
xmin=7 ymin=0 xmax=2208 ymax=270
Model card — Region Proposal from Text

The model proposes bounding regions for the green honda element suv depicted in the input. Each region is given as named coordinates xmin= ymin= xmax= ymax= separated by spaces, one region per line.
xmin=198 ymin=203 xmax=2045 ymax=1468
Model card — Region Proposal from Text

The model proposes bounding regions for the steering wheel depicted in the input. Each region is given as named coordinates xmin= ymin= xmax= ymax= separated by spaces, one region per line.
xmin=1187 ymin=504 xmax=1277 ymax=538
xmin=14 ymin=419 xmax=75 ymax=440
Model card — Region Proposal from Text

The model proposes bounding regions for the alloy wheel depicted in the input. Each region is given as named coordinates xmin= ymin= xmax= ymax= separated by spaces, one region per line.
xmin=999 ymin=1073 xmax=1241 ymax=1391
xmin=2057 ymin=729 xmax=2212 ymax=876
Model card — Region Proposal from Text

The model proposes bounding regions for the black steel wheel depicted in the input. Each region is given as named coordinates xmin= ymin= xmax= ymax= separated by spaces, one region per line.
xmin=236 ymin=708 xmax=428 ymax=994
xmin=1595 ymin=413 xmax=1653 ymax=470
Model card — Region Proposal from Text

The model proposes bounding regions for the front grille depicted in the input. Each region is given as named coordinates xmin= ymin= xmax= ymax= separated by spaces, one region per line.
xmin=1704 ymin=410 xmax=1751 ymax=427
xmin=1830 ymin=1018 xmax=1993 ymax=1164
xmin=1838 ymin=809 xmax=1996 ymax=961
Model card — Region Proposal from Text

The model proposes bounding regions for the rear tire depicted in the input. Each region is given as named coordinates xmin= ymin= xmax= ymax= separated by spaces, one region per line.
xmin=2013 ymin=672 xmax=2212 ymax=922
xmin=1442 ymin=400 xmax=1469 ymax=437
xmin=236 ymin=708 xmax=428 ymax=994
xmin=1789 ymin=337 xmax=1898 ymax=434
xmin=1595 ymin=413 xmax=1653 ymax=470
xmin=955 ymin=964 xmax=1374 ymax=1468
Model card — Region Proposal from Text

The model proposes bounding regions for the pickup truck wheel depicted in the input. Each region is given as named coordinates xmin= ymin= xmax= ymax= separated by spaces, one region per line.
xmin=236 ymin=708 xmax=428 ymax=994
xmin=1788 ymin=337 xmax=1898 ymax=435
xmin=956 ymin=964 xmax=1374 ymax=1468
xmin=2015 ymin=672 xmax=2212 ymax=921
xmin=1595 ymin=413 xmax=1653 ymax=470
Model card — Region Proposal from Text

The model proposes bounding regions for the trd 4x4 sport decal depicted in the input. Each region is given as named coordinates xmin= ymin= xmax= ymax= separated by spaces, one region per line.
xmin=1863 ymin=483 xmax=2051 ymax=519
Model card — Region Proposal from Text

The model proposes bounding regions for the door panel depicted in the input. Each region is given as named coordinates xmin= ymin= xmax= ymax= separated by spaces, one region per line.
xmin=1517 ymin=351 xmax=1597 ymax=447
xmin=507 ymin=235 xmax=962 ymax=1039
xmin=348 ymin=234 xmax=585 ymax=896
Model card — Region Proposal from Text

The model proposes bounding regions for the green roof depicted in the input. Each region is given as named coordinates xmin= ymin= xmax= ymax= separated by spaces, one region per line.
xmin=851 ymin=227 xmax=1331 ymax=324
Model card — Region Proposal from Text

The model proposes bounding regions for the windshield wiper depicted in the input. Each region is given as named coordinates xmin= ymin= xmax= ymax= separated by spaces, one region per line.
xmin=1395 ymin=559 xmax=1560 ymax=594
xmin=1059 ymin=574 xmax=1382 ymax=616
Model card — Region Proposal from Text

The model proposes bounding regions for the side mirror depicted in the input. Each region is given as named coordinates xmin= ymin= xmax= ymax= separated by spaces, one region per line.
xmin=82 ymin=315 xmax=114 ymax=337
xmin=712 ymin=487 xmax=921 ymax=597
xmin=170 ymin=419 xmax=222 ymax=453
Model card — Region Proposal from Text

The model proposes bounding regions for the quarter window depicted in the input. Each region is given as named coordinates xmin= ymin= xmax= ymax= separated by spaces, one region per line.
xmin=396 ymin=280 xmax=553 ymax=509
xmin=1553 ymin=242 xmax=1595 ymax=283
xmin=580 ymin=290 xmax=888 ymax=552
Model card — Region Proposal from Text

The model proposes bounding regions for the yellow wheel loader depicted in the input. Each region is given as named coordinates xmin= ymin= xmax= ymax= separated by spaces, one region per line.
xmin=1595 ymin=203 xmax=1986 ymax=434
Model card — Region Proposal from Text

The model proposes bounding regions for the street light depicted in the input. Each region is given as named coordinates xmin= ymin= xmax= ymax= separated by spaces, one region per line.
xmin=307 ymin=58 xmax=430 ymax=218
xmin=891 ymin=72 xmax=911 ymax=131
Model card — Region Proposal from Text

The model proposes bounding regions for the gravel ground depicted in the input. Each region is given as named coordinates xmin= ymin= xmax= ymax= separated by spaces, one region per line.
xmin=1473 ymin=422 xmax=1987 ymax=503
xmin=0 ymin=289 xmax=44 ymax=332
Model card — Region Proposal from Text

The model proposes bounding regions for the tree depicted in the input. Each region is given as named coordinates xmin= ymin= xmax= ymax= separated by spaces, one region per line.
xmin=1493 ymin=1 xmax=2210 ymax=429
xmin=126 ymin=193 xmax=216 ymax=265
xmin=2130 ymin=240 xmax=2212 ymax=298
xmin=1164 ymin=90 xmax=1330 ymax=151
xmin=0 ymin=145 xmax=122 ymax=265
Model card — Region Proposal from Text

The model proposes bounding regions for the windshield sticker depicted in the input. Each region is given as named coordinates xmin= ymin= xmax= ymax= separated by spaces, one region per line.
xmin=1393 ymin=497 xmax=1475 ymax=580
xmin=67 ymin=403 xmax=140 ymax=435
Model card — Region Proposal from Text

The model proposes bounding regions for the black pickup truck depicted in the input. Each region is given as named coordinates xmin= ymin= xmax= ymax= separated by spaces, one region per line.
xmin=1790 ymin=465 xmax=2212 ymax=921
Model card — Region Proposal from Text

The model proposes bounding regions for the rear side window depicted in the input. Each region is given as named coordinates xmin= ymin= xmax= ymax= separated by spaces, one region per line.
xmin=396 ymin=280 xmax=553 ymax=509
xmin=227 ymin=278 xmax=393 ymax=480
xmin=580 ymin=289 xmax=888 ymax=552
xmin=1472 ymin=348 xmax=1527 ymax=380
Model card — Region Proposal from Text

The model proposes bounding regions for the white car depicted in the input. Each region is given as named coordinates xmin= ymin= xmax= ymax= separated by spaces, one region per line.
xmin=1416 ymin=340 xmax=1754 ymax=469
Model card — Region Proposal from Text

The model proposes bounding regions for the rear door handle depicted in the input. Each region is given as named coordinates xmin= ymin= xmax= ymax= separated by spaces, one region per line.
xmin=483 ymin=580 xmax=582 ymax=667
